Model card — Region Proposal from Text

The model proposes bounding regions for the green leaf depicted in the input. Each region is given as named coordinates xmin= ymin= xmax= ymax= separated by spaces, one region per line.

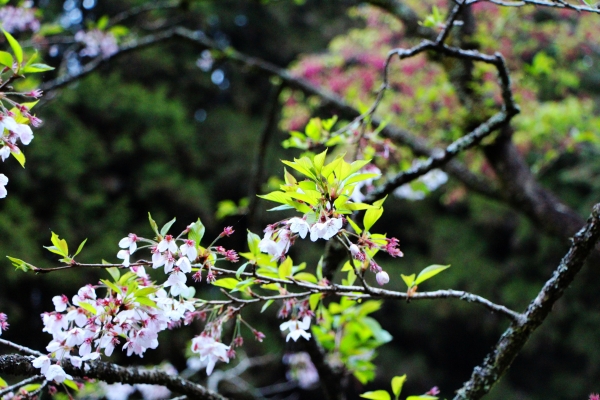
xmin=106 ymin=267 xmax=120 ymax=281
xmin=260 ymin=299 xmax=274 ymax=313
xmin=391 ymin=375 xmax=407 ymax=399
xmin=0 ymin=51 xmax=12 ymax=67
xmin=188 ymin=218 xmax=205 ymax=245
xmin=414 ymin=264 xmax=451 ymax=286
xmin=21 ymin=383 xmax=41 ymax=392
xmin=0 ymin=376 xmax=7 ymax=388
xmin=236 ymin=262 xmax=249 ymax=279
xmin=97 ymin=15 xmax=109 ymax=30
xmin=62 ymin=380 xmax=79 ymax=391
xmin=2 ymin=29 xmax=22 ymax=66
xmin=406 ymin=396 xmax=437 ymax=400
xmin=305 ymin=118 xmax=322 ymax=140
xmin=213 ymin=278 xmax=240 ymax=290
xmin=134 ymin=287 xmax=158 ymax=297
xmin=135 ymin=297 xmax=158 ymax=307
xmin=293 ymin=272 xmax=317 ymax=283
xmin=279 ymin=256 xmax=293 ymax=279
xmin=10 ymin=150 xmax=25 ymax=168
xmin=360 ymin=390 xmax=391 ymax=400
xmin=50 ymin=232 xmax=69 ymax=256
xmin=6 ymin=256 xmax=31 ymax=272
xmin=247 ymin=230 xmax=261 ymax=256
xmin=21 ymin=63 xmax=55 ymax=73
xmin=364 ymin=196 xmax=386 ymax=231
xmin=316 ymin=256 xmax=323 ymax=281
xmin=160 ymin=217 xmax=176 ymax=236
xmin=78 ymin=301 xmax=97 ymax=315
xmin=101 ymin=279 xmax=121 ymax=294
xmin=401 ymin=273 xmax=416 ymax=288
xmin=346 ymin=216 xmax=363 ymax=234
xmin=74 ymin=238 xmax=87 ymax=257
xmin=309 ymin=293 xmax=321 ymax=310
xmin=313 ymin=149 xmax=327 ymax=174
xmin=148 ymin=212 xmax=160 ymax=236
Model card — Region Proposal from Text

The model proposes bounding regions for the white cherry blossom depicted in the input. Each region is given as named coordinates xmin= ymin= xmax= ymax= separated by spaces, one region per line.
xmin=117 ymin=249 xmax=130 ymax=267
xmin=191 ymin=335 xmax=230 ymax=375
xmin=118 ymin=233 xmax=138 ymax=253
xmin=44 ymin=364 xmax=72 ymax=383
xmin=309 ymin=217 xmax=343 ymax=241
xmin=288 ymin=217 xmax=310 ymax=239
xmin=280 ymin=316 xmax=312 ymax=342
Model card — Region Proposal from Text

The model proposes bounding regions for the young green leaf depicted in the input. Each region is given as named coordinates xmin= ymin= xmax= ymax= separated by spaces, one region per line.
xmin=360 ymin=390 xmax=391 ymax=400
xmin=21 ymin=383 xmax=42 ymax=392
xmin=247 ymin=230 xmax=261 ymax=256
xmin=364 ymin=196 xmax=386 ymax=231
xmin=279 ymin=257 xmax=293 ymax=279
xmin=401 ymin=273 xmax=416 ymax=288
xmin=260 ymin=299 xmax=274 ymax=313
xmin=0 ymin=51 xmax=12 ymax=67
xmin=213 ymin=278 xmax=240 ymax=290
xmin=106 ymin=267 xmax=120 ymax=282
xmin=21 ymin=63 xmax=55 ymax=73
xmin=10 ymin=150 xmax=25 ymax=168
xmin=78 ymin=301 xmax=97 ymax=315
xmin=49 ymin=232 xmax=69 ymax=256
xmin=405 ymin=396 xmax=437 ymax=400
xmin=2 ymin=29 xmax=22 ymax=66
xmin=188 ymin=218 xmax=205 ymax=245
xmin=236 ymin=262 xmax=249 ymax=279
xmin=391 ymin=375 xmax=407 ymax=400
xmin=414 ymin=264 xmax=451 ymax=286
xmin=74 ymin=238 xmax=87 ymax=257
xmin=160 ymin=217 xmax=176 ymax=236
xmin=6 ymin=256 xmax=32 ymax=272
xmin=148 ymin=212 xmax=160 ymax=236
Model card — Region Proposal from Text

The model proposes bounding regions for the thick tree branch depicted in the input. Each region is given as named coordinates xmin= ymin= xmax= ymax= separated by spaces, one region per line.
xmin=0 ymin=354 xmax=227 ymax=400
xmin=454 ymin=203 xmax=600 ymax=399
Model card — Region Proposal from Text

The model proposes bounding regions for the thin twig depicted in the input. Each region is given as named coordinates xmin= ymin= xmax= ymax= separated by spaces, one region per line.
xmin=0 ymin=375 xmax=44 ymax=397
xmin=0 ymin=339 xmax=43 ymax=357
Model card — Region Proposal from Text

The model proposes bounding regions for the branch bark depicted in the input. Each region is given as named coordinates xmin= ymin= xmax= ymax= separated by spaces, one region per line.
xmin=454 ymin=203 xmax=600 ymax=399
xmin=0 ymin=354 xmax=227 ymax=400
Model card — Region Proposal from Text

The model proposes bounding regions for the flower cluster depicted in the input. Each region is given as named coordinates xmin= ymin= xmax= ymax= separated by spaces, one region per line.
xmin=0 ymin=6 xmax=40 ymax=33
xmin=32 ymin=268 xmax=198 ymax=383
xmin=75 ymin=29 xmax=119 ymax=59
xmin=116 ymin=223 xmax=238 ymax=299
xmin=0 ymin=312 xmax=8 ymax=335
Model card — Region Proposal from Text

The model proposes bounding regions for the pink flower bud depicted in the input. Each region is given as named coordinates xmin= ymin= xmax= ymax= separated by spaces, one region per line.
xmin=375 ymin=270 xmax=389 ymax=286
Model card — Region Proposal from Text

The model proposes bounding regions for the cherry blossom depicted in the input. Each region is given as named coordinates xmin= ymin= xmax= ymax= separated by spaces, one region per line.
xmin=119 ymin=233 xmax=139 ymax=253
xmin=179 ymin=239 xmax=197 ymax=260
xmin=191 ymin=335 xmax=231 ymax=375
xmin=52 ymin=295 xmax=69 ymax=312
xmin=0 ymin=174 xmax=7 ymax=198
xmin=157 ymin=235 xmax=178 ymax=253
xmin=288 ymin=217 xmax=310 ymax=239
xmin=309 ymin=217 xmax=343 ymax=241
xmin=164 ymin=271 xmax=188 ymax=296
xmin=280 ymin=316 xmax=312 ymax=342
xmin=117 ymin=249 xmax=130 ymax=267
xmin=44 ymin=364 xmax=72 ymax=383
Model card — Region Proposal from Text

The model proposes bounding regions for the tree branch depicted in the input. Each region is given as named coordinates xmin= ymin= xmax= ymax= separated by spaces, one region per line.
xmin=0 ymin=354 xmax=227 ymax=400
xmin=454 ymin=203 xmax=600 ymax=399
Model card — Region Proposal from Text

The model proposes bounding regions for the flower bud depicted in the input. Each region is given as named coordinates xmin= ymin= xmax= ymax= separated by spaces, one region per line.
xmin=375 ymin=270 xmax=389 ymax=286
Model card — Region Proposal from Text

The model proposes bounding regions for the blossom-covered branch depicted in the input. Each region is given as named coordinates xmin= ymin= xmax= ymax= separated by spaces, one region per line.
xmin=0 ymin=354 xmax=227 ymax=400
